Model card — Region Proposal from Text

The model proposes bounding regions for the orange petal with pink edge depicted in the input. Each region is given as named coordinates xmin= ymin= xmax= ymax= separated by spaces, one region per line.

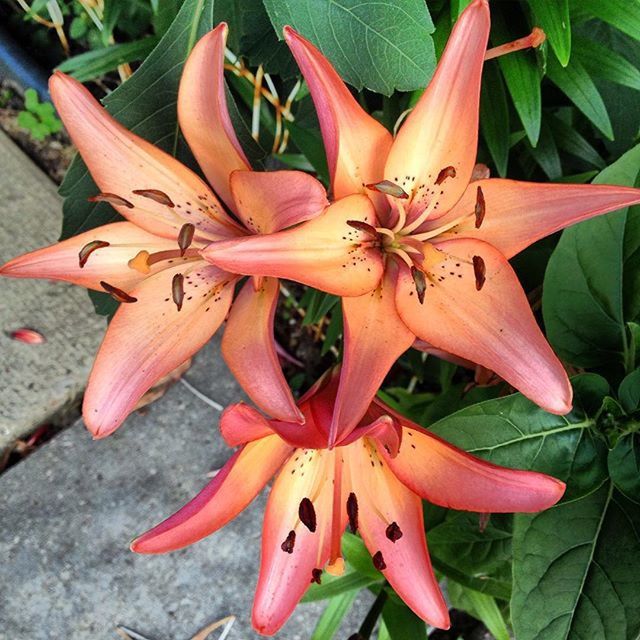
xmin=385 ymin=0 xmax=490 ymax=223
xmin=0 ymin=221 xmax=180 ymax=292
xmin=49 ymin=72 xmax=242 ymax=241
xmin=253 ymin=448 xmax=347 ymax=635
xmin=222 ymin=277 xmax=303 ymax=423
xmin=219 ymin=403 xmax=275 ymax=447
xmin=377 ymin=415 xmax=565 ymax=512
xmin=428 ymin=178 xmax=640 ymax=259
xmin=345 ymin=440 xmax=450 ymax=629
xmin=131 ymin=435 xmax=291 ymax=554
xmin=178 ymin=24 xmax=250 ymax=212
xmin=230 ymin=170 xmax=328 ymax=234
xmin=395 ymin=238 xmax=572 ymax=414
xmin=284 ymin=27 xmax=392 ymax=214
xmin=330 ymin=266 xmax=414 ymax=445
xmin=83 ymin=263 xmax=235 ymax=437
xmin=202 ymin=195 xmax=384 ymax=296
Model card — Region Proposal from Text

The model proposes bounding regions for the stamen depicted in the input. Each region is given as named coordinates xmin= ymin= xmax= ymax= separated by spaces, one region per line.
xmin=473 ymin=255 xmax=486 ymax=291
xmin=385 ymin=522 xmax=403 ymax=542
xmin=484 ymin=27 xmax=546 ymax=61
xmin=347 ymin=493 xmax=359 ymax=533
xmin=178 ymin=223 xmax=195 ymax=256
xmin=172 ymin=273 xmax=185 ymax=311
xmin=298 ymin=498 xmax=317 ymax=533
xmin=128 ymin=250 xmax=151 ymax=274
xmin=326 ymin=557 xmax=345 ymax=576
xmin=310 ymin=569 xmax=322 ymax=584
xmin=435 ymin=165 xmax=456 ymax=185
xmin=280 ymin=530 xmax=296 ymax=554
xmin=78 ymin=240 xmax=110 ymax=268
xmin=366 ymin=180 xmax=409 ymax=199
xmin=100 ymin=281 xmax=137 ymax=303
xmin=88 ymin=192 xmax=134 ymax=208
xmin=411 ymin=267 xmax=427 ymax=304
xmin=346 ymin=220 xmax=379 ymax=239
xmin=372 ymin=551 xmax=386 ymax=571
xmin=474 ymin=186 xmax=485 ymax=229
xmin=132 ymin=189 xmax=175 ymax=208
xmin=386 ymin=247 xmax=414 ymax=270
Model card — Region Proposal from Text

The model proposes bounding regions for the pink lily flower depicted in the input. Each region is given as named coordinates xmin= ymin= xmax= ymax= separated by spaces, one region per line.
xmin=0 ymin=25 xmax=329 ymax=437
xmin=203 ymin=0 xmax=640 ymax=445
xmin=131 ymin=368 xmax=565 ymax=635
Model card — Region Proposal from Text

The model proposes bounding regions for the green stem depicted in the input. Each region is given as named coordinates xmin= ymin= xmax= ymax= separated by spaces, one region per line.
xmin=358 ymin=588 xmax=389 ymax=639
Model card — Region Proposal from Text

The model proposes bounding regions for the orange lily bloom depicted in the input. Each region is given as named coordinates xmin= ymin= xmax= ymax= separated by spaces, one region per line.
xmin=131 ymin=368 xmax=565 ymax=635
xmin=203 ymin=0 xmax=640 ymax=445
xmin=0 ymin=25 xmax=328 ymax=437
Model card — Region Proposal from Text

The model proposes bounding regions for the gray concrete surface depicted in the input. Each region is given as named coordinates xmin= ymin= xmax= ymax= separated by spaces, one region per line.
xmin=0 ymin=130 xmax=104 ymax=456
xmin=0 ymin=341 xmax=370 ymax=639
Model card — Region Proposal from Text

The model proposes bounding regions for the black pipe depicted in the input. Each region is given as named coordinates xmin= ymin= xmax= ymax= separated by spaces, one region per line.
xmin=0 ymin=25 xmax=50 ymax=98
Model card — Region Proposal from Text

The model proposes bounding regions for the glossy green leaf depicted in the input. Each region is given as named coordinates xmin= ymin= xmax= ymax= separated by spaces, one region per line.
xmin=608 ymin=432 xmax=640 ymax=500
xmin=573 ymin=0 xmax=640 ymax=42
xmin=527 ymin=121 xmax=562 ymax=179
xmin=618 ymin=368 xmax=640 ymax=412
xmin=548 ymin=115 xmax=605 ymax=169
xmin=543 ymin=144 xmax=640 ymax=370
xmin=342 ymin=532 xmax=381 ymax=579
xmin=528 ymin=0 xmax=571 ymax=66
xmin=573 ymin=36 xmax=640 ymax=91
xmin=480 ymin=61 xmax=510 ymax=177
xmin=381 ymin=598 xmax=427 ymax=640
xmin=262 ymin=0 xmax=436 ymax=95
xmin=311 ymin=590 xmax=359 ymax=640
xmin=546 ymin=55 xmax=613 ymax=139
xmin=303 ymin=571 xmax=378 ymax=602
xmin=448 ymin=582 xmax=510 ymax=640
xmin=511 ymin=481 xmax=640 ymax=640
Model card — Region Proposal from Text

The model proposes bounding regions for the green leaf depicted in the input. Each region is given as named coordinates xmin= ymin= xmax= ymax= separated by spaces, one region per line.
xmin=608 ymin=432 xmax=640 ymax=500
xmin=262 ymin=0 xmax=436 ymax=95
xmin=24 ymin=87 xmax=38 ymax=112
xmin=542 ymin=144 xmax=640 ymax=370
xmin=573 ymin=36 xmax=640 ymax=91
xmin=545 ymin=55 xmax=613 ymax=139
xmin=528 ymin=0 xmax=571 ymax=66
xmin=311 ymin=590 xmax=358 ymax=640
xmin=526 ymin=121 xmax=562 ymax=180
xmin=572 ymin=0 xmax=640 ymax=42
xmin=480 ymin=61 xmax=509 ymax=177
xmin=618 ymin=368 xmax=640 ymax=412
xmin=381 ymin=598 xmax=427 ymax=640
xmin=429 ymin=375 xmax=610 ymax=498
xmin=448 ymin=582 xmax=510 ymax=640
xmin=511 ymin=481 xmax=640 ymax=640
xmin=59 ymin=0 xmax=220 ymax=239
xmin=302 ymin=571 xmax=378 ymax=602
xmin=56 ymin=38 xmax=159 ymax=82
xmin=342 ymin=532 xmax=381 ymax=579
xmin=548 ymin=114 xmax=605 ymax=169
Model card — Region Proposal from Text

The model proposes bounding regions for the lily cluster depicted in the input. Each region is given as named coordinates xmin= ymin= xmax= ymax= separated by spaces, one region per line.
xmin=3 ymin=0 xmax=640 ymax=635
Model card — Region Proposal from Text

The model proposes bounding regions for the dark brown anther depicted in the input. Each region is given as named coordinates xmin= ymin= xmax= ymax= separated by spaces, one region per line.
xmin=385 ymin=521 xmax=403 ymax=543
xmin=281 ymin=530 xmax=296 ymax=554
xmin=100 ymin=281 xmax=137 ymax=303
xmin=132 ymin=189 xmax=175 ymax=207
xmin=172 ymin=273 xmax=185 ymax=311
xmin=435 ymin=165 xmax=457 ymax=185
xmin=474 ymin=186 xmax=485 ymax=229
xmin=472 ymin=255 xmax=486 ymax=291
xmin=88 ymin=192 xmax=134 ymax=208
xmin=366 ymin=180 xmax=409 ymax=199
xmin=346 ymin=492 xmax=359 ymax=533
xmin=411 ymin=266 xmax=427 ymax=304
xmin=310 ymin=568 xmax=322 ymax=584
xmin=299 ymin=497 xmax=317 ymax=533
xmin=78 ymin=240 xmax=110 ymax=268
xmin=372 ymin=551 xmax=386 ymax=571
xmin=346 ymin=220 xmax=379 ymax=239
xmin=178 ymin=223 xmax=195 ymax=256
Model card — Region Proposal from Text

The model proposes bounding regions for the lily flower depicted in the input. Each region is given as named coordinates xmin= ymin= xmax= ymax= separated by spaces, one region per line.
xmin=131 ymin=368 xmax=565 ymax=635
xmin=203 ymin=0 xmax=640 ymax=444
xmin=0 ymin=24 xmax=328 ymax=437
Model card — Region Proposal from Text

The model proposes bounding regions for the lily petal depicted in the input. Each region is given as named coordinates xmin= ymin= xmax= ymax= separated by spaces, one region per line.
xmin=50 ymin=72 xmax=242 ymax=241
xmin=83 ymin=263 xmax=235 ymax=437
xmin=380 ymin=418 xmax=565 ymax=512
xmin=178 ymin=24 xmax=250 ymax=211
xmin=431 ymin=178 xmax=640 ymax=258
xmin=284 ymin=27 xmax=392 ymax=213
xmin=131 ymin=435 xmax=291 ymax=553
xmin=230 ymin=170 xmax=328 ymax=234
xmin=385 ymin=0 xmax=490 ymax=222
xmin=253 ymin=448 xmax=345 ymax=635
xmin=202 ymin=195 xmax=384 ymax=296
xmin=395 ymin=238 xmax=572 ymax=414
xmin=0 ymin=221 xmax=179 ymax=292
xmin=219 ymin=403 xmax=275 ymax=447
xmin=222 ymin=277 xmax=303 ymax=423
xmin=331 ymin=267 xmax=414 ymax=445
xmin=346 ymin=440 xmax=450 ymax=629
